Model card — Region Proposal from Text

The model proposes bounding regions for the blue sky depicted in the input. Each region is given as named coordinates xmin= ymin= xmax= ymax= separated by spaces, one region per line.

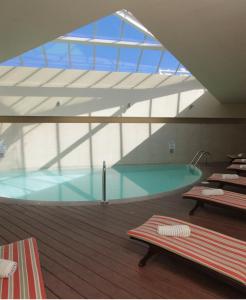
xmin=0 ymin=12 xmax=190 ymax=75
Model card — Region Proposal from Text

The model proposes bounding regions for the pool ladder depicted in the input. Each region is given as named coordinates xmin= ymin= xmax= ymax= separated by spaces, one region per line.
xmin=190 ymin=150 xmax=211 ymax=166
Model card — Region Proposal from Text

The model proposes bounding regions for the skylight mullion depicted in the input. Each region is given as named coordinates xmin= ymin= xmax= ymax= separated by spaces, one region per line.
xmin=41 ymin=46 xmax=48 ymax=67
xmin=57 ymin=37 xmax=163 ymax=50
xmin=155 ymin=50 xmax=165 ymax=73
xmin=175 ymin=62 xmax=181 ymax=75
xmin=115 ymin=48 xmax=121 ymax=72
xmin=19 ymin=55 xmax=24 ymax=66
xmin=116 ymin=17 xmax=125 ymax=71
xmin=92 ymin=22 xmax=97 ymax=70
xmin=136 ymin=35 xmax=147 ymax=72
xmin=68 ymin=42 xmax=72 ymax=68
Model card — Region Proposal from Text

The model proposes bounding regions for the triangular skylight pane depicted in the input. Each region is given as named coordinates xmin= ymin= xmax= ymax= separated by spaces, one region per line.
xmin=22 ymin=47 xmax=46 ymax=67
xmin=159 ymin=52 xmax=180 ymax=75
xmin=122 ymin=22 xmax=145 ymax=43
xmin=95 ymin=15 xmax=122 ymax=40
xmin=0 ymin=10 xmax=191 ymax=76
xmin=65 ymin=23 xmax=94 ymax=39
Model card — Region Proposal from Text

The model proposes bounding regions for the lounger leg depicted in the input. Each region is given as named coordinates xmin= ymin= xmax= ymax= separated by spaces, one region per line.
xmin=139 ymin=245 xmax=159 ymax=267
xmin=189 ymin=200 xmax=201 ymax=216
xmin=218 ymin=182 xmax=224 ymax=189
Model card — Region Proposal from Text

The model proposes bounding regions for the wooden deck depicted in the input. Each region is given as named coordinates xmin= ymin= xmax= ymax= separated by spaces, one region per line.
xmin=0 ymin=163 xmax=245 ymax=298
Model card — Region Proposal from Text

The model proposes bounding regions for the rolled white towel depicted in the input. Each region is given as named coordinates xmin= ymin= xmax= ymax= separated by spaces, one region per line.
xmin=239 ymin=164 xmax=246 ymax=169
xmin=0 ymin=259 xmax=17 ymax=278
xmin=238 ymin=153 xmax=243 ymax=157
xmin=222 ymin=174 xmax=239 ymax=179
xmin=201 ymin=188 xmax=224 ymax=196
xmin=241 ymin=159 xmax=246 ymax=163
xmin=157 ymin=224 xmax=191 ymax=237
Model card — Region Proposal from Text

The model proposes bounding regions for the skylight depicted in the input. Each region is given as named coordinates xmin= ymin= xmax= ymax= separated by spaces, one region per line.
xmin=0 ymin=10 xmax=191 ymax=76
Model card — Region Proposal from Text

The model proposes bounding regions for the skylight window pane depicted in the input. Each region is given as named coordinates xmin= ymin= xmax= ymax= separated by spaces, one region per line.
xmin=177 ymin=64 xmax=190 ymax=75
xmin=22 ymin=47 xmax=45 ymax=67
xmin=71 ymin=44 xmax=93 ymax=69
xmin=118 ymin=48 xmax=141 ymax=72
xmin=0 ymin=56 xmax=21 ymax=66
xmin=159 ymin=52 xmax=179 ymax=74
xmin=95 ymin=15 xmax=122 ymax=40
xmin=138 ymin=50 xmax=162 ymax=73
xmin=0 ymin=10 xmax=191 ymax=76
xmin=44 ymin=42 xmax=69 ymax=68
xmin=122 ymin=22 xmax=145 ymax=43
xmin=144 ymin=35 xmax=160 ymax=45
xmin=66 ymin=23 xmax=94 ymax=38
xmin=95 ymin=46 xmax=117 ymax=71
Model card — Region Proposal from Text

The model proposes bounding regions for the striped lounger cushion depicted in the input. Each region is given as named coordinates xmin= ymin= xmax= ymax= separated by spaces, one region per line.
xmin=128 ymin=215 xmax=246 ymax=287
xmin=183 ymin=186 xmax=246 ymax=210
xmin=227 ymin=164 xmax=246 ymax=171
xmin=208 ymin=173 xmax=246 ymax=187
xmin=0 ymin=238 xmax=46 ymax=299
xmin=233 ymin=159 xmax=246 ymax=164
xmin=228 ymin=154 xmax=246 ymax=160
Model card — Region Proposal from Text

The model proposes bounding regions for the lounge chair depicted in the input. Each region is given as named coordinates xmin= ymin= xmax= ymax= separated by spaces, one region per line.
xmin=207 ymin=173 xmax=246 ymax=189
xmin=232 ymin=159 xmax=246 ymax=164
xmin=128 ymin=215 xmax=246 ymax=290
xmin=183 ymin=186 xmax=246 ymax=215
xmin=0 ymin=237 xmax=46 ymax=299
xmin=227 ymin=164 xmax=246 ymax=175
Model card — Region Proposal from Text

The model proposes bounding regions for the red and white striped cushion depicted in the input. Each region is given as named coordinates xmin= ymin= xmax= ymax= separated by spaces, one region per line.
xmin=0 ymin=238 xmax=46 ymax=299
xmin=128 ymin=215 xmax=246 ymax=286
xmin=227 ymin=164 xmax=246 ymax=171
xmin=208 ymin=173 xmax=246 ymax=187
xmin=228 ymin=154 xmax=246 ymax=160
xmin=183 ymin=186 xmax=246 ymax=210
xmin=233 ymin=159 xmax=246 ymax=164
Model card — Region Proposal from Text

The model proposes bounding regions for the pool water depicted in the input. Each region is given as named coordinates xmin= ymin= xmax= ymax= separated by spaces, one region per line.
xmin=0 ymin=164 xmax=201 ymax=202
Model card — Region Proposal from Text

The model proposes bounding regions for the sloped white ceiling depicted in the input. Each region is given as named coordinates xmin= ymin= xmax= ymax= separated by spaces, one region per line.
xmin=1 ymin=0 xmax=246 ymax=103
xmin=0 ymin=67 xmax=204 ymax=116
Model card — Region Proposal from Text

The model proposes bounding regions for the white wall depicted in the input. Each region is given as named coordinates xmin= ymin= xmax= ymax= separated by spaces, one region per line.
xmin=0 ymin=68 xmax=246 ymax=171
xmin=0 ymin=121 xmax=246 ymax=171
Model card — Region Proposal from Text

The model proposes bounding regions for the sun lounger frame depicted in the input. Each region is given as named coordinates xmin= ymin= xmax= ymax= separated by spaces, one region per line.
xmin=129 ymin=215 xmax=246 ymax=294
xmin=207 ymin=176 xmax=246 ymax=191
xmin=182 ymin=193 xmax=245 ymax=216
xmin=130 ymin=236 xmax=245 ymax=292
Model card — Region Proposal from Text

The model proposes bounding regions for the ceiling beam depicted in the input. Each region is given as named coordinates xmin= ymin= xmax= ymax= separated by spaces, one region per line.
xmin=0 ymin=116 xmax=245 ymax=124
xmin=115 ymin=10 xmax=155 ymax=39
xmin=57 ymin=36 xmax=164 ymax=50
xmin=0 ymin=79 xmax=202 ymax=99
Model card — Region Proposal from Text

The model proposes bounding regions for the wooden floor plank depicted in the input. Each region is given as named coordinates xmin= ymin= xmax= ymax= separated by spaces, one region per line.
xmin=13 ymin=207 xmax=166 ymax=297
xmin=0 ymin=208 xmax=135 ymax=299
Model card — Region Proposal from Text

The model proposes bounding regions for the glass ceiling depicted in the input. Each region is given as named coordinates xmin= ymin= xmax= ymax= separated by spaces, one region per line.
xmin=0 ymin=10 xmax=191 ymax=76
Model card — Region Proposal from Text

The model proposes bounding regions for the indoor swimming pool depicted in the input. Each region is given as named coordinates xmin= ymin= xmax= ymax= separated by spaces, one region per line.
xmin=0 ymin=164 xmax=201 ymax=202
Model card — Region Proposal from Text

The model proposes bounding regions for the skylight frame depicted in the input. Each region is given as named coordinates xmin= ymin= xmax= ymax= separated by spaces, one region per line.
xmin=0 ymin=10 xmax=191 ymax=76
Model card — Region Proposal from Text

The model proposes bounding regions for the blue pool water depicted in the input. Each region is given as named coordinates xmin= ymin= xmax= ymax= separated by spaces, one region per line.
xmin=0 ymin=164 xmax=201 ymax=202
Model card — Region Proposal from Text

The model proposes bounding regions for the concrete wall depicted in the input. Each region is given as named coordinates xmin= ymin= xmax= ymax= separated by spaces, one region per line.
xmin=0 ymin=69 xmax=246 ymax=171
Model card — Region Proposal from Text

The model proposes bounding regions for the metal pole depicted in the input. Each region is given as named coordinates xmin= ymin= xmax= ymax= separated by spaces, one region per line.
xmin=101 ymin=160 xmax=108 ymax=204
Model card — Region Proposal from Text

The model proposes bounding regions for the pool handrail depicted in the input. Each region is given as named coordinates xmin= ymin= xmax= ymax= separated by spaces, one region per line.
xmin=101 ymin=160 xmax=108 ymax=204
xmin=190 ymin=150 xmax=210 ymax=166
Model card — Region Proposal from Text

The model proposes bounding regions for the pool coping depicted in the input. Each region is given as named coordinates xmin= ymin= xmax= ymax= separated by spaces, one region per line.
xmin=0 ymin=164 xmax=207 ymax=206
